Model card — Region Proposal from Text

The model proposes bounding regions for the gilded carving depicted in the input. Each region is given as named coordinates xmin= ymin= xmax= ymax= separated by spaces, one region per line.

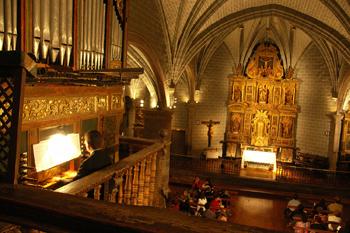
xmin=111 ymin=94 xmax=122 ymax=110
xmin=22 ymin=96 xmax=108 ymax=122
xmin=230 ymin=113 xmax=242 ymax=134
xmin=96 ymin=96 xmax=108 ymax=111
xmin=280 ymin=116 xmax=293 ymax=138
xmin=258 ymin=84 xmax=268 ymax=103
xmin=246 ymin=43 xmax=284 ymax=80
xmin=251 ymin=110 xmax=270 ymax=146
xmin=233 ymin=86 xmax=242 ymax=102
xmin=226 ymin=43 xmax=298 ymax=151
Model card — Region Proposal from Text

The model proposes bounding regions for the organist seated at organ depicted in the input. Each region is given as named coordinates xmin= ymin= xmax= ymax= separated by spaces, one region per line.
xmin=29 ymin=129 xmax=116 ymax=189
xmin=73 ymin=130 xmax=115 ymax=181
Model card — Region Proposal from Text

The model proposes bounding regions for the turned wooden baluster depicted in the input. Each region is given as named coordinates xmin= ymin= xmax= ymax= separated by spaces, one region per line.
xmin=124 ymin=168 xmax=132 ymax=205
xmin=137 ymin=160 xmax=146 ymax=206
xmin=94 ymin=185 xmax=102 ymax=200
xmin=110 ymin=172 xmax=123 ymax=203
xmin=79 ymin=192 xmax=88 ymax=198
xmin=117 ymin=171 xmax=125 ymax=204
xmin=143 ymin=156 xmax=151 ymax=206
xmin=131 ymin=163 xmax=139 ymax=205
xmin=148 ymin=153 xmax=157 ymax=207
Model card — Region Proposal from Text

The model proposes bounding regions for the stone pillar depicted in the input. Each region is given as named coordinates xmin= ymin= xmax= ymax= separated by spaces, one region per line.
xmin=142 ymin=109 xmax=172 ymax=207
xmin=329 ymin=113 xmax=344 ymax=170
xmin=186 ymin=101 xmax=196 ymax=155
xmin=142 ymin=109 xmax=173 ymax=140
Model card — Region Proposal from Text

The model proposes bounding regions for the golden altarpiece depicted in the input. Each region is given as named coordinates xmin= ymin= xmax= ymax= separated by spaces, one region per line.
xmin=226 ymin=43 xmax=298 ymax=164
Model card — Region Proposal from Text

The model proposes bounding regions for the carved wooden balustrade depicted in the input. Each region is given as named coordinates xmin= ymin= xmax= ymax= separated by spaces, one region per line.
xmin=56 ymin=138 xmax=169 ymax=208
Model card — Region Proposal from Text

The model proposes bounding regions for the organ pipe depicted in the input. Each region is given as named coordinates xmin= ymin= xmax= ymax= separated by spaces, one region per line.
xmin=33 ymin=0 xmax=40 ymax=59
xmin=11 ymin=0 xmax=16 ymax=50
xmin=0 ymin=0 xmax=4 ymax=50
xmin=79 ymin=0 xmax=84 ymax=69
xmin=66 ymin=0 xmax=72 ymax=66
xmin=50 ymin=0 xmax=60 ymax=63
xmin=41 ymin=0 xmax=50 ymax=59
xmin=59 ymin=0 xmax=67 ymax=65
xmin=4 ymin=0 xmax=12 ymax=50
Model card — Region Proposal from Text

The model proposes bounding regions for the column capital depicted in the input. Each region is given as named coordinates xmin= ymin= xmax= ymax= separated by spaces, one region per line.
xmin=332 ymin=112 xmax=344 ymax=121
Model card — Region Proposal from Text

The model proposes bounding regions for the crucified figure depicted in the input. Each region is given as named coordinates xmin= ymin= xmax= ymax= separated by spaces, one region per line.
xmin=201 ymin=120 xmax=220 ymax=147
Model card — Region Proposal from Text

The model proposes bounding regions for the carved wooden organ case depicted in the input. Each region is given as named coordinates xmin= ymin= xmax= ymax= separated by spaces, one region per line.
xmin=226 ymin=43 xmax=298 ymax=155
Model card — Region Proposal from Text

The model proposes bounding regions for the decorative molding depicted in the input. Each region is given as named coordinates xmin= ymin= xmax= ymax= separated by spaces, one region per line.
xmin=22 ymin=95 xmax=108 ymax=122
xmin=111 ymin=94 xmax=122 ymax=110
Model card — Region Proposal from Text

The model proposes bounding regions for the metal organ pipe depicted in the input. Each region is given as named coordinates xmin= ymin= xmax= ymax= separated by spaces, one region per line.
xmin=41 ymin=0 xmax=50 ymax=60
xmin=3 ymin=0 xmax=18 ymax=51
xmin=50 ymin=0 xmax=60 ymax=63
xmin=111 ymin=5 xmax=122 ymax=62
xmin=83 ymin=0 xmax=88 ymax=69
xmin=59 ymin=0 xmax=67 ymax=66
xmin=66 ymin=0 xmax=72 ymax=66
xmin=0 ymin=0 xmax=4 ymax=50
xmin=101 ymin=6 xmax=106 ymax=69
xmin=32 ymin=0 xmax=72 ymax=65
xmin=4 ymin=0 xmax=12 ymax=50
xmin=87 ymin=0 xmax=92 ymax=69
xmin=79 ymin=1 xmax=106 ymax=70
xmin=79 ymin=0 xmax=84 ymax=69
xmin=33 ymin=0 xmax=40 ymax=59
xmin=11 ymin=0 xmax=16 ymax=50
xmin=91 ymin=0 xmax=96 ymax=70
xmin=95 ymin=0 xmax=101 ymax=70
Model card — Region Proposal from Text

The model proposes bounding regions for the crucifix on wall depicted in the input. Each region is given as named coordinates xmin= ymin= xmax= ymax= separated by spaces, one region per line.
xmin=201 ymin=120 xmax=220 ymax=147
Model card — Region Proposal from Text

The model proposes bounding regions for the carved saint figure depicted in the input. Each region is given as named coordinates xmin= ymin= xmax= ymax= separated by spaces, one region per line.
xmin=274 ymin=88 xmax=280 ymax=104
xmin=233 ymin=86 xmax=241 ymax=102
xmin=246 ymin=56 xmax=258 ymax=78
xmin=285 ymin=89 xmax=294 ymax=105
xmin=259 ymin=85 xmax=268 ymax=103
xmin=281 ymin=117 xmax=293 ymax=138
xmin=230 ymin=114 xmax=241 ymax=133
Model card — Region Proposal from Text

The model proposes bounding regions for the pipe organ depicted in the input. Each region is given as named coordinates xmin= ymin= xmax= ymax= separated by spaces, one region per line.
xmin=1 ymin=0 xmax=124 ymax=69
xmin=226 ymin=43 xmax=299 ymax=166
xmin=0 ymin=0 xmax=144 ymax=186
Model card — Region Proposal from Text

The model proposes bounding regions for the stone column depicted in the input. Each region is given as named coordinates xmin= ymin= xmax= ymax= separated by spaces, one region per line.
xmin=186 ymin=101 xmax=196 ymax=155
xmin=143 ymin=109 xmax=172 ymax=207
xmin=329 ymin=113 xmax=344 ymax=170
xmin=142 ymin=109 xmax=173 ymax=140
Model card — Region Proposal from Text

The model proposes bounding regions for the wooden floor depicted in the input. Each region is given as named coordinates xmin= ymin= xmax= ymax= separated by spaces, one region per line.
xmin=229 ymin=194 xmax=289 ymax=232
xmin=170 ymin=185 xmax=350 ymax=232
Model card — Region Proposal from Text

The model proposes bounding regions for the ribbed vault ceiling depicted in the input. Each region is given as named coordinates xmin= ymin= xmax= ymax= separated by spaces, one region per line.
xmin=128 ymin=0 xmax=350 ymax=107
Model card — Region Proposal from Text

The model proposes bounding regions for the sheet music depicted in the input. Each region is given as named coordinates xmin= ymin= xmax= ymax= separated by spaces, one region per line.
xmin=33 ymin=133 xmax=81 ymax=172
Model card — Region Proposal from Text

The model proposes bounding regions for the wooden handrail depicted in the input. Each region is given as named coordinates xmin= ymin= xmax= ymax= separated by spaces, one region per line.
xmin=119 ymin=136 xmax=157 ymax=145
xmin=0 ymin=184 xmax=283 ymax=233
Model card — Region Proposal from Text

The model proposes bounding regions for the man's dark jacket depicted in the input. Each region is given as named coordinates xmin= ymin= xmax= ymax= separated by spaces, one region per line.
xmin=74 ymin=147 xmax=114 ymax=180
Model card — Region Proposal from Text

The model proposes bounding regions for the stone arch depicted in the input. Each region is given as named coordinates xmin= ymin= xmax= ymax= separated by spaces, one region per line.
xmin=128 ymin=32 xmax=168 ymax=108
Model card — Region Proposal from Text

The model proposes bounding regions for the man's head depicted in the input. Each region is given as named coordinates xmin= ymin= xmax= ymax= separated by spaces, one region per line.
xmin=84 ymin=130 xmax=104 ymax=153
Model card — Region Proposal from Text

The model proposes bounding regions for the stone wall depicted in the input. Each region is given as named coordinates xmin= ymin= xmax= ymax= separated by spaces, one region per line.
xmin=295 ymin=43 xmax=335 ymax=157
